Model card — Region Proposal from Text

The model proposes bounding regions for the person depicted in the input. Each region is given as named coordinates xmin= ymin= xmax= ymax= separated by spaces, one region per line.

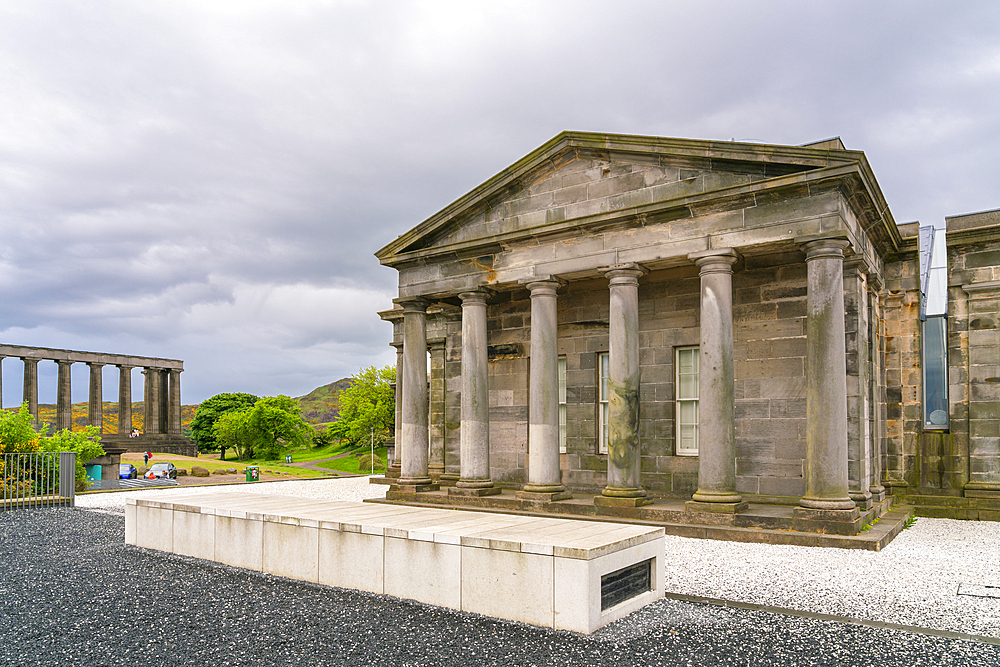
xmin=129 ymin=428 xmax=139 ymax=438
xmin=143 ymin=452 xmax=148 ymax=466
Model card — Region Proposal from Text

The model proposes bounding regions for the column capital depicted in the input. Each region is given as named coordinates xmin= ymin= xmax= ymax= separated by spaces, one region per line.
xmin=86 ymin=361 xmax=105 ymax=369
xmin=20 ymin=357 xmax=39 ymax=365
xmin=56 ymin=359 xmax=73 ymax=368
xmin=800 ymin=236 xmax=851 ymax=261
xmin=600 ymin=263 xmax=647 ymax=285
xmin=117 ymin=363 xmax=134 ymax=370
xmin=519 ymin=275 xmax=565 ymax=294
xmin=427 ymin=336 xmax=447 ymax=350
xmin=688 ymin=248 xmax=739 ymax=273
xmin=394 ymin=296 xmax=431 ymax=313
xmin=458 ymin=288 xmax=491 ymax=305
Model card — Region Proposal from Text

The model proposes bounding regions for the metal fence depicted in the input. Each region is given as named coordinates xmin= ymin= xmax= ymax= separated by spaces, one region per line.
xmin=1 ymin=452 xmax=76 ymax=510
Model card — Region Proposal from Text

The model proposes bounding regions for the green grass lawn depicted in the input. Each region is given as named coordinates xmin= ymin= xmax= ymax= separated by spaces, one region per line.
xmin=315 ymin=446 xmax=387 ymax=474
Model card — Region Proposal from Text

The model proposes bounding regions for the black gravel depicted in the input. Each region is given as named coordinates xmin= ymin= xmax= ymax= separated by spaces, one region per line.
xmin=1 ymin=508 xmax=996 ymax=667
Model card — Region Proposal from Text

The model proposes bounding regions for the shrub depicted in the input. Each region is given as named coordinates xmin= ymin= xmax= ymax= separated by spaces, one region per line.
xmin=356 ymin=453 xmax=385 ymax=474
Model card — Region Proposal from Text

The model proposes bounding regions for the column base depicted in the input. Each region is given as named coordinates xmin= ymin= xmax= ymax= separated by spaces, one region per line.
xmin=964 ymin=482 xmax=1000 ymax=499
xmin=594 ymin=495 xmax=651 ymax=508
xmin=792 ymin=506 xmax=862 ymax=535
xmin=685 ymin=500 xmax=748 ymax=514
xmin=448 ymin=485 xmax=501 ymax=497
xmin=428 ymin=465 xmax=446 ymax=479
xmin=437 ymin=473 xmax=460 ymax=488
xmin=869 ymin=485 xmax=886 ymax=503
xmin=515 ymin=489 xmax=572 ymax=502
xmin=850 ymin=490 xmax=874 ymax=511
xmin=798 ymin=496 xmax=857 ymax=511
xmin=390 ymin=482 xmax=440 ymax=493
xmin=691 ymin=490 xmax=743 ymax=505
xmin=385 ymin=464 xmax=402 ymax=480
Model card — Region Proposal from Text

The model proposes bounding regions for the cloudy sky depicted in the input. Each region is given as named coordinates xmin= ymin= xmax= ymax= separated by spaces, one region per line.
xmin=1 ymin=1 xmax=998 ymax=406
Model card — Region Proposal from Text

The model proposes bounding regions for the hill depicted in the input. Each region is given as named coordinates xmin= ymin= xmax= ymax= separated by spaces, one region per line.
xmin=3 ymin=378 xmax=353 ymax=435
xmin=294 ymin=378 xmax=352 ymax=427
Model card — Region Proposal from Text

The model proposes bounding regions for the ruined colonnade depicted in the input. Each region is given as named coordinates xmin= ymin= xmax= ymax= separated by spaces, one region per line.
xmin=0 ymin=345 xmax=184 ymax=436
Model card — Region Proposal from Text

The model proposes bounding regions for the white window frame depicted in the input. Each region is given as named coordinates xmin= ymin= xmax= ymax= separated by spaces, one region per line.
xmin=675 ymin=346 xmax=699 ymax=456
xmin=598 ymin=352 xmax=609 ymax=454
xmin=558 ymin=356 xmax=567 ymax=453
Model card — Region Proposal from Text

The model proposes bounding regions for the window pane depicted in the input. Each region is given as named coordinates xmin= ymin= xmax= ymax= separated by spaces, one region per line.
xmin=558 ymin=357 xmax=567 ymax=403
xmin=922 ymin=317 xmax=949 ymax=428
xmin=675 ymin=346 xmax=700 ymax=455
xmin=678 ymin=373 xmax=698 ymax=400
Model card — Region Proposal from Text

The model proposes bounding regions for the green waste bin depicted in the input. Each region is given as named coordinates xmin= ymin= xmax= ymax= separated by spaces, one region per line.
xmin=245 ymin=466 xmax=260 ymax=482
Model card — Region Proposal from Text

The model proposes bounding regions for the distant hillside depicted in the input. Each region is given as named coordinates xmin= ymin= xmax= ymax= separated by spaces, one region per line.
xmin=3 ymin=379 xmax=352 ymax=434
xmin=7 ymin=402 xmax=197 ymax=437
xmin=294 ymin=378 xmax=352 ymax=427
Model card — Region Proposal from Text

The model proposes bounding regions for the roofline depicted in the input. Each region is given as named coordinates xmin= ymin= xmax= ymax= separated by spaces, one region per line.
xmin=375 ymin=130 xmax=880 ymax=262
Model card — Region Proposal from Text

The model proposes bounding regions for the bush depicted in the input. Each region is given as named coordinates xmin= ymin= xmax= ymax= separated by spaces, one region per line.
xmin=356 ymin=453 xmax=385 ymax=474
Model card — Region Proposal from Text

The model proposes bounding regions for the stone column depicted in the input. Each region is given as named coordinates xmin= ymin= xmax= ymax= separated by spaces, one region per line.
xmin=118 ymin=366 xmax=133 ymax=435
xmin=686 ymin=249 xmax=746 ymax=513
xmin=597 ymin=264 xmax=648 ymax=506
xmin=795 ymin=237 xmax=860 ymax=524
xmin=395 ymin=298 xmax=436 ymax=489
xmin=518 ymin=277 xmax=570 ymax=501
xmin=428 ymin=338 xmax=447 ymax=477
xmin=868 ymin=278 xmax=887 ymax=503
xmin=158 ymin=369 xmax=169 ymax=433
xmin=22 ymin=358 xmax=39 ymax=426
xmin=387 ymin=343 xmax=403 ymax=477
xmin=450 ymin=289 xmax=499 ymax=496
xmin=143 ymin=368 xmax=162 ymax=434
xmin=88 ymin=363 xmax=104 ymax=433
xmin=844 ymin=257 xmax=874 ymax=510
xmin=168 ymin=369 xmax=182 ymax=434
xmin=56 ymin=360 xmax=73 ymax=431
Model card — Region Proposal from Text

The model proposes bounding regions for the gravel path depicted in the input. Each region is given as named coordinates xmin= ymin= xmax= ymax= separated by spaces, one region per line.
xmin=47 ymin=477 xmax=1000 ymax=660
xmin=2 ymin=506 xmax=996 ymax=667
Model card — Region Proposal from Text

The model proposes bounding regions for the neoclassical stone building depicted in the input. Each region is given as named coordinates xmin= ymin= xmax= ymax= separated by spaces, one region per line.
xmin=376 ymin=131 xmax=1000 ymax=527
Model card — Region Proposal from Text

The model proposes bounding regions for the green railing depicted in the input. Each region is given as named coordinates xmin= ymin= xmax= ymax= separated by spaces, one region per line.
xmin=1 ymin=452 xmax=76 ymax=510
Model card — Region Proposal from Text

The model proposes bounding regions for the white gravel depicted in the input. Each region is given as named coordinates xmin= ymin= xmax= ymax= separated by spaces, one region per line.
xmin=80 ymin=480 xmax=1000 ymax=639
xmin=663 ymin=518 xmax=1000 ymax=639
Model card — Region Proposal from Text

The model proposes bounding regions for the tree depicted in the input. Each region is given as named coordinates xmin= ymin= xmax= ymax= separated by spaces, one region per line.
xmin=212 ymin=395 xmax=311 ymax=461
xmin=246 ymin=396 xmax=311 ymax=460
xmin=190 ymin=392 xmax=259 ymax=459
xmin=1 ymin=403 xmax=104 ymax=492
xmin=329 ymin=365 xmax=395 ymax=448
xmin=39 ymin=425 xmax=105 ymax=491
xmin=0 ymin=404 xmax=41 ymax=454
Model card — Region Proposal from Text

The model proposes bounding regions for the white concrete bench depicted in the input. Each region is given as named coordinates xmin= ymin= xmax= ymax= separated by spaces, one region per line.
xmin=125 ymin=492 xmax=664 ymax=633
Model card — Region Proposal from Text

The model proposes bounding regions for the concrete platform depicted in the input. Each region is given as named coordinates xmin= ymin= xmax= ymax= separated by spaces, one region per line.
xmin=373 ymin=488 xmax=910 ymax=551
xmin=125 ymin=492 xmax=664 ymax=633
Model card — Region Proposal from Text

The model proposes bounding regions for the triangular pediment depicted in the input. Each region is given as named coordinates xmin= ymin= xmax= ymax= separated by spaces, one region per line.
xmin=376 ymin=131 xmax=881 ymax=266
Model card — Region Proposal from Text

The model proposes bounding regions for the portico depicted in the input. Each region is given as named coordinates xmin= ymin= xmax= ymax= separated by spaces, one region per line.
xmin=376 ymin=131 xmax=902 ymax=536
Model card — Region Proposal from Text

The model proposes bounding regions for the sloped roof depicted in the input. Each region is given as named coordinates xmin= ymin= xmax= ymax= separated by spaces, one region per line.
xmin=376 ymin=131 xmax=898 ymax=266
